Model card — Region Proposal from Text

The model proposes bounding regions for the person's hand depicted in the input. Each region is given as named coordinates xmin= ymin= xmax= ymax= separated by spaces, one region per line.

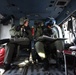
xmin=15 ymin=25 xmax=21 ymax=31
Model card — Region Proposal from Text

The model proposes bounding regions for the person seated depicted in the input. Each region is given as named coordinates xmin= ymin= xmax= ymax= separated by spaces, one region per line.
xmin=34 ymin=22 xmax=45 ymax=59
xmin=10 ymin=18 xmax=32 ymax=39
xmin=35 ymin=17 xmax=64 ymax=70
xmin=35 ymin=18 xmax=56 ymax=60
xmin=34 ymin=20 xmax=51 ymax=70
xmin=4 ymin=17 xmax=32 ymax=71
xmin=32 ymin=21 xmax=44 ymax=63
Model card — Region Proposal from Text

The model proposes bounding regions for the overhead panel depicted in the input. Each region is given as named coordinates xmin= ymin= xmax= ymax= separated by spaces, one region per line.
xmin=0 ymin=0 xmax=72 ymax=20
xmin=56 ymin=0 xmax=75 ymax=25
xmin=55 ymin=0 xmax=70 ymax=7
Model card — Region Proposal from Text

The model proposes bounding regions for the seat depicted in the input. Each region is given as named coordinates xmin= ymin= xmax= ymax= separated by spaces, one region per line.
xmin=0 ymin=45 xmax=6 ymax=65
xmin=12 ymin=38 xmax=31 ymax=67
xmin=4 ymin=38 xmax=31 ymax=68
xmin=63 ymin=45 xmax=76 ymax=75
xmin=69 ymin=46 xmax=76 ymax=51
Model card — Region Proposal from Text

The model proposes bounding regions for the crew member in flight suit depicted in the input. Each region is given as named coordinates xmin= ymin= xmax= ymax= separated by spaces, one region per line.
xmin=4 ymin=18 xmax=32 ymax=71
xmin=35 ymin=17 xmax=64 ymax=70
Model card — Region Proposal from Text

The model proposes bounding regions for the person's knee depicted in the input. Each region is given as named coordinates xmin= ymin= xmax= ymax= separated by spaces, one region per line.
xmin=35 ymin=41 xmax=46 ymax=59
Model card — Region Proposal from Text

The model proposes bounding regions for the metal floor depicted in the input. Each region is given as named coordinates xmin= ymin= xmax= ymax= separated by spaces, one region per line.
xmin=27 ymin=65 xmax=74 ymax=75
xmin=1 ymin=57 xmax=74 ymax=75
xmin=2 ymin=64 xmax=74 ymax=75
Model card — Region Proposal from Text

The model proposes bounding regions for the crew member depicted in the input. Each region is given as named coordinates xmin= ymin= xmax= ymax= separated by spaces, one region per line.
xmin=4 ymin=18 xmax=32 ymax=71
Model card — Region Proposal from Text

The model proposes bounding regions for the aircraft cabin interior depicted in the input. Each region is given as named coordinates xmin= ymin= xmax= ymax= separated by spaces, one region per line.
xmin=0 ymin=0 xmax=76 ymax=75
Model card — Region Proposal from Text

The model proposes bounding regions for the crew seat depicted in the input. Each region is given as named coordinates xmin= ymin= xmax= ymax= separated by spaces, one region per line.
xmin=3 ymin=37 xmax=31 ymax=69
xmin=11 ymin=38 xmax=31 ymax=67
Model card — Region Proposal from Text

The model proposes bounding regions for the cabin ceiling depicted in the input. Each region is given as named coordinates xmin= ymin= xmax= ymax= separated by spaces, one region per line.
xmin=0 ymin=0 xmax=71 ymax=20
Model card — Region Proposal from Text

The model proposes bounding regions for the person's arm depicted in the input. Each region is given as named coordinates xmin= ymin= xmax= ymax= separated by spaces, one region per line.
xmin=9 ymin=26 xmax=16 ymax=37
xmin=9 ymin=25 xmax=21 ymax=38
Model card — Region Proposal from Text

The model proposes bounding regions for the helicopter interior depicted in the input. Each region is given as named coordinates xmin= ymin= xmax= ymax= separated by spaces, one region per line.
xmin=0 ymin=0 xmax=74 ymax=24
xmin=0 ymin=0 xmax=76 ymax=75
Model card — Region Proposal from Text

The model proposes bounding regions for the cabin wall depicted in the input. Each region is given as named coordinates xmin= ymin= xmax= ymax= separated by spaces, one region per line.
xmin=29 ymin=20 xmax=34 ymax=27
xmin=62 ymin=17 xmax=75 ymax=44
xmin=0 ymin=24 xmax=11 ymax=39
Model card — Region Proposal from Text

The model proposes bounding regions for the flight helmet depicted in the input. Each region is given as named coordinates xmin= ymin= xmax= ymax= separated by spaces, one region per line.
xmin=45 ymin=17 xmax=56 ymax=26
